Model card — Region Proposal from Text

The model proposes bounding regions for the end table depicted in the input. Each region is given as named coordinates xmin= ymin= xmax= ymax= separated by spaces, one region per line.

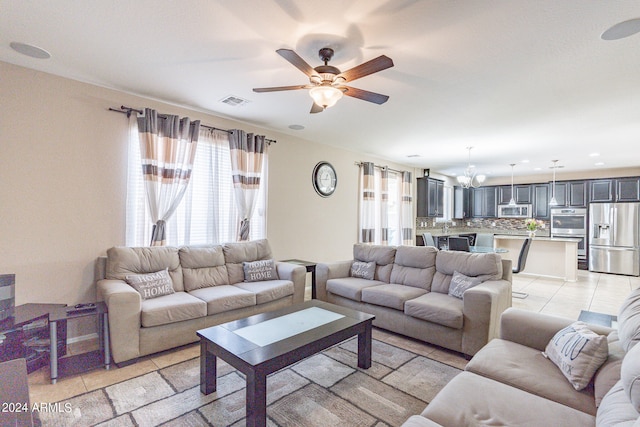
xmin=280 ymin=259 xmax=317 ymax=299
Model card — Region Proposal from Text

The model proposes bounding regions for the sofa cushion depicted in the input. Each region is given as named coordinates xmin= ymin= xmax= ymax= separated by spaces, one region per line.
xmin=140 ymin=291 xmax=207 ymax=327
xmin=594 ymin=332 xmax=626 ymax=407
xmin=353 ymin=244 xmax=396 ymax=283
xmin=234 ymin=280 xmax=293 ymax=305
xmin=179 ymin=245 xmax=229 ymax=291
xmin=360 ymin=284 xmax=427 ymax=310
xmin=544 ymin=321 xmax=609 ymax=391
xmin=351 ymin=261 xmax=376 ymax=280
xmin=243 ymin=259 xmax=278 ymax=282
xmin=223 ymin=239 xmax=273 ymax=284
xmin=188 ymin=285 xmax=256 ymax=315
xmin=430 ymin=251 xmax=502 ymax=294
xmin=596 ymin=380 xmax=640 ymax=427
xmin=404 ymin=292 xmax=464 ymax=329
xmin=618 ymin=286 xmax=640 ymax=352
xmin=106 ymin=246 xmax=184 ymax=291
xmin=466 ymin=338 xmax=597 ymax=415
xmin=326 ymin=277 xmax=385 ymax=302
xmin=447 ymin=270 xmax=483 ymax=299
xmin=125 ymin=269 xmax=175 ymax=300
xmin=621 ymin=340 xmax=640 ymax=412
xmin=420 ymin=371 xmax=595 ymax=427
xmin=389 ymin=246 xmax=437 ymax=290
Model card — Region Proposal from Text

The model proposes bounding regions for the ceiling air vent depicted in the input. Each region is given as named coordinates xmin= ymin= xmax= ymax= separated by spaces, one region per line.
xmin=220 ymin=95 xmax=250 ymax=107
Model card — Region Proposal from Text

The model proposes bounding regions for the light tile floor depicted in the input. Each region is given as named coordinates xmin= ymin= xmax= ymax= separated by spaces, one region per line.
xmin=27 ymin=270 xmax=640 ymax=405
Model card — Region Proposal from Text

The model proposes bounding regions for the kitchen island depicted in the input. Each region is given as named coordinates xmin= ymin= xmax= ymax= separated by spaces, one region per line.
xmin=494 ymin=235 xmax=580 ymax=281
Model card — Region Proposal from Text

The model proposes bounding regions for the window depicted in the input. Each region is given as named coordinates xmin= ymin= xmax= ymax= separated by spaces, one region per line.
xmin=359 ymin=167 xmax=403 ymax=246
xmin=126 ymin=119 xmax=267 ymax=246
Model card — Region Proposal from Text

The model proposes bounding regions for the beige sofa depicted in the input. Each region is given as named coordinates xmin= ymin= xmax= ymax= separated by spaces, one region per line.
xmin=316 ymin=244 xmax=512 ymax=356
xmin=402 ymin=287 xmax=640 ymax=427
xmin=97 ymin=239 xmax=306 ymax=364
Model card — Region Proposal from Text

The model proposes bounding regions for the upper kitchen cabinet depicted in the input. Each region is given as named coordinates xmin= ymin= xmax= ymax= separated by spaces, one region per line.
xmin=615 ymin=177 xmax=640 ymax=202
xmin=590 ymin=179 xmax=615 ymax=203
xmin=498 ymin=185 xmax=531 ymax=205
xmin=417 ymin=177 xmax=444 ymax=217
xmin=470 ymin=186 xmax=497 ymax=218
xmin=453 ymin=186 xmax=471 ymax=219
xmin=552 ymin=181 xmax=587 ymax=207
xmin=532 ymin=183 xmax=550 ymax=219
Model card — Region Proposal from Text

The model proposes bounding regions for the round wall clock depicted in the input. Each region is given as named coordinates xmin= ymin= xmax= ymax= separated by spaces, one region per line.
xmin=312 ymin=161 xmax=337 ymax=197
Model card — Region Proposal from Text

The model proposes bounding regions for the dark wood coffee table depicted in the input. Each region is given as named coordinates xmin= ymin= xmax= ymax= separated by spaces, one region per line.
xmin=197 ymin=300 xmax=375 ymax=427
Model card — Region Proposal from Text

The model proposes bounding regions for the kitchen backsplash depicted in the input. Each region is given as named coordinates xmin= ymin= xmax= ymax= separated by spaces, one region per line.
xmin=416 ymin=217 xmax=550 ymax=236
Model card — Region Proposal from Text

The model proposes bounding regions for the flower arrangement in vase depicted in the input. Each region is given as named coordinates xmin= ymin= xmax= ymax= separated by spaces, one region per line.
xmin=525 ymin=218 xmax=544 ymax=237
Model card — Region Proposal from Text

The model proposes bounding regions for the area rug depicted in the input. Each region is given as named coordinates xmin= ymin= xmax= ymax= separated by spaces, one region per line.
xmin=36 ymin=336 xmax=462 ymax=427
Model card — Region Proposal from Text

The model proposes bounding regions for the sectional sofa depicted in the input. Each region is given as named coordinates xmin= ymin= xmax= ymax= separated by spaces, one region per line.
xmin=316 ymin=244 xmax=512 ymax=356
xmin=96 ymin=239 xmax=306 ymax=364
xmin=403 ymin=287 xmax=640 ymax=426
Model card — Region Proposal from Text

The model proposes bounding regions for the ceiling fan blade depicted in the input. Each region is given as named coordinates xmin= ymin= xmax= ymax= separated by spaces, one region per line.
xmin=310 ymin=102 xmax=324 ymax=114
xmin=341 ymin=86 xmax=390 ymax=104
xmin=276 ymin=48 xmax=318 ymax=77
xmin=338 ymin=55 xmax=394 ymax=82
xmin=253 ymin=84 xmax=309 ymax=93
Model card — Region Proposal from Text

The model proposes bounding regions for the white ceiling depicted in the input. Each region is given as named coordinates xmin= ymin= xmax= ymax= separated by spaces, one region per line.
xmin=2 ymin=0 xmax=640 ymax=180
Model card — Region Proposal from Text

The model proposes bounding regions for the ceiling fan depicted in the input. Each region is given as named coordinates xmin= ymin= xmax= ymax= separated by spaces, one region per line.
xmin=253 ymin=47 xmax=394 ymax=113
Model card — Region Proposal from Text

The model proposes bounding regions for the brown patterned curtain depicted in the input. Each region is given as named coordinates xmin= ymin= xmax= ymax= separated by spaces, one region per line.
xmin=359 ymin=162 xmax=376 ymax=243
xmin=228 ymin=130 xmax=267 ymax=241
xmin=137 ymin=108 xmax=200 ymax=246
xmin=401 ymin=171 xmax=414 ymax=245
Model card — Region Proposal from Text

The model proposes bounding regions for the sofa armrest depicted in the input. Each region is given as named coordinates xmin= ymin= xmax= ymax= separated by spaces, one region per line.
xmin=461 ymin=279 xmax=512 ymax=356
xmin=97 ymin=279 xmax=142 ymax=364
xmin=275 ymin=262 xmax=307 ymax=304
xmin=499 ymin=307 xmax=614 ymax=351
xmin=315 ymin=260 xmax=353 ymax=301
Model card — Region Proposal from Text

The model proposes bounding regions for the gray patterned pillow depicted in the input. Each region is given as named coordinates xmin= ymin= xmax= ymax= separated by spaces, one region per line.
xmin=448 ymin=270 xmax=483 ymax=299
xmin=125 ymin=269 xmax=174 ymax=300
xmin=351 ymin=261 xmax=376 ymax=280
xmin=243 ymin=259 xmax=278 ymax=282
xmin=544 ymin=321 xmax=609 ymax=391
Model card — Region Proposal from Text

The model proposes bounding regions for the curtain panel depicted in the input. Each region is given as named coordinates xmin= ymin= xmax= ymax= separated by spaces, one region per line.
xmin=137 ymin=108 xmax=200 ymax=246
xmin=228 ymin=129 xmax=267 ymax=241
xmin=359 ymin=162 xmax=377 ymax=243
xmin=401 ymin=171 xmax=414 ymax=245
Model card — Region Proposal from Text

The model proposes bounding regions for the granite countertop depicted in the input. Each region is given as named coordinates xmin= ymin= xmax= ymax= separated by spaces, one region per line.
xmin=494 ymin=235 xmax=582 ymax=243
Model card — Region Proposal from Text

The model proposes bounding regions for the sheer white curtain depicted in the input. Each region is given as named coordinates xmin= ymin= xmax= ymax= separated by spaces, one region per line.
xmin=126 ymin=120 xmax=267 ymax=247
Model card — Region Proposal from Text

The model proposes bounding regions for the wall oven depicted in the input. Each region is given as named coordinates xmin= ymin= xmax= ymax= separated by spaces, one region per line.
xmin=551 ymin=208 xmax=587 ymax=260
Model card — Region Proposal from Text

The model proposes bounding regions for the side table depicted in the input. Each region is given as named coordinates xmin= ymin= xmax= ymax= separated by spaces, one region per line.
xmin=49 ymin=302 xmax=110 ymax=384
xmin=280 ymin=259 xmax=317 ymax=299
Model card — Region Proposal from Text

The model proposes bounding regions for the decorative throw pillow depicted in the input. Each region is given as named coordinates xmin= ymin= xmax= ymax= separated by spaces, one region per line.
xmin=448 ymin=270 xmax=483 ymax=299
xmin=125 ymin=269 xmax=174 ymax=300
xmin=543 ymin=321 xmax=609 ymax=391
xmin=351 ymin=261 xmax=376 ymax=280
xmin=243 ymin=259 xmax=278 ymax=282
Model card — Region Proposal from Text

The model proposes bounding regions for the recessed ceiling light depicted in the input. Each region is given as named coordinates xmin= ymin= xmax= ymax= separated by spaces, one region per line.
xmin=288 ymin=124 xmax=304 ymax=130
xmin=10 ymin=42 xmax=51 ymax=59
xmin=533 ymin=167 xmax=542 ymax=171
xmin=589 ymin=152 xmax=600 ymax=157
xmin=595 ymin=162 xmax=605 ymax=166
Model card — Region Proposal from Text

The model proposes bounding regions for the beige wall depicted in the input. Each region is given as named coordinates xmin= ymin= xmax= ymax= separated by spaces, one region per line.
xmin=0 ymin=62 xmax=412 ymax=334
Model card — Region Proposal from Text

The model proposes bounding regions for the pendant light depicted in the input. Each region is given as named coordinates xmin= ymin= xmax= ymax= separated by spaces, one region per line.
xmin=549 ymin=160 xmax=559 ymax=206
xmin=508 ymin=164 xmax=517 ymax=206
xmin=456 ymin=147 xmax=486 ymax=188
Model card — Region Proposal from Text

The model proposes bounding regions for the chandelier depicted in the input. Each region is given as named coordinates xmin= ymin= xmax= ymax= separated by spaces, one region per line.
xmin=457 ymin=147 xmax=486 ymax=189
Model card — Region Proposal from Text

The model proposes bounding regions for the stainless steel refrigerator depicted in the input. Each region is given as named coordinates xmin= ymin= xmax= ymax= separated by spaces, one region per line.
xmin=589 ymin=202 xmax=640 ymax=276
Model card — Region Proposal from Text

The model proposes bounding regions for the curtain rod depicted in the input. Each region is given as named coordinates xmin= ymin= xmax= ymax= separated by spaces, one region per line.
xmin=108 ymin=105 xmax=276 ymax=144
xmin=354 ymin=161 xmax=407 ymax=175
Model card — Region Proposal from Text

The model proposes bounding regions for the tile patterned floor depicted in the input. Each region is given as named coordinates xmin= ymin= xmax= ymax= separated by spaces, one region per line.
xmin=27 ymin=270 xmax=640 ymax=406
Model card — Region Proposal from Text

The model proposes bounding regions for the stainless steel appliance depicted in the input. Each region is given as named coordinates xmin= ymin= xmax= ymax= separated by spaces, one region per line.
xmin=589 ymin=202 xmax=640 ymax=276
xmin=551 ymin=208 xmax=587 ymax=260
xmin=497 ymin=204 xmax=532 ymax=218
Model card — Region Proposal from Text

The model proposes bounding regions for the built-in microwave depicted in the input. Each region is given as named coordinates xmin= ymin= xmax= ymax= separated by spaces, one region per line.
xmin=497 ymin=204 xmax=532 ymax=218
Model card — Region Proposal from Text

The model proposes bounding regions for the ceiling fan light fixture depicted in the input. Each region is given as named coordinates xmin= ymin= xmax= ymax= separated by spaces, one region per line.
xmin=309 ymin=85 xmax=343 ymax=109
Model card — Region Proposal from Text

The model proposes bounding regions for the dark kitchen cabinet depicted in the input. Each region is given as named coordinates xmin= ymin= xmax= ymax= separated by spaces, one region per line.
xmin=552 ymin=181 xmax=587 ymax=207
xmin=471 ymin=187 xmax=497 ymax=218
xmin=498 ymin=185 xmax=531 ymax=205
xmin=417 ymin=177 xmax=444 ymax=217
xmin=590 ymin=179 xmax=614 ymax=203
xmin=532 ymin=183 xmax=550 ymax=219
xmin=616 ymin=177 xmax=640 ymax=202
